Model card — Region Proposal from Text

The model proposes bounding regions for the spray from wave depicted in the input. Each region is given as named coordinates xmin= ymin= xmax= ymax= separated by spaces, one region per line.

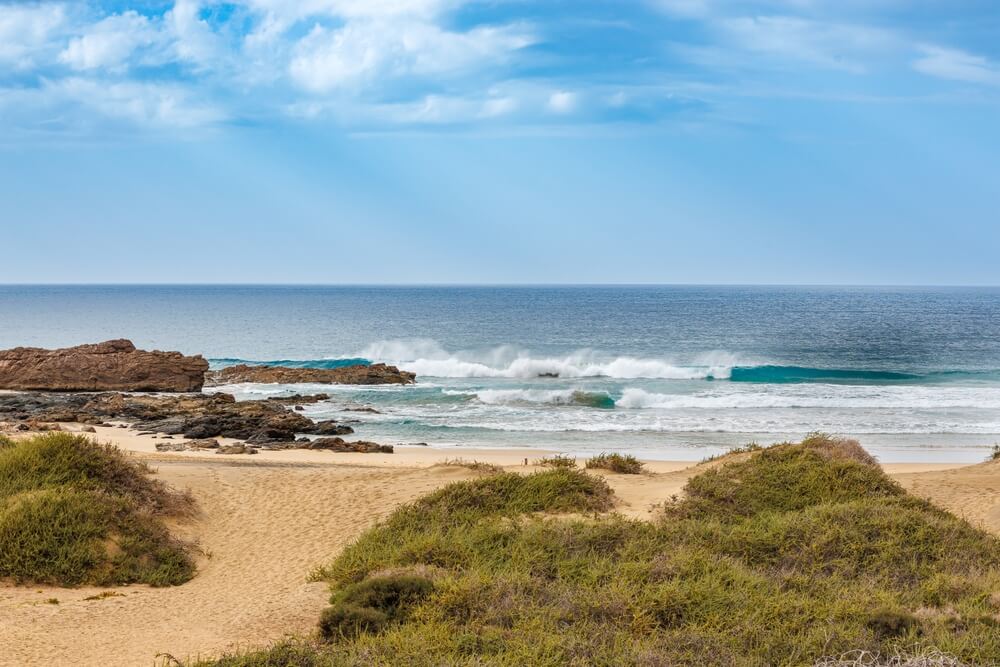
xmin=357 ymin=339 xmax=738 ymax=379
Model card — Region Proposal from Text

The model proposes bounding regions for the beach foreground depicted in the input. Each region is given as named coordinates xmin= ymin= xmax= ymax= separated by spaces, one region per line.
xmin=1 ymin=425 xmax=998 ymax=666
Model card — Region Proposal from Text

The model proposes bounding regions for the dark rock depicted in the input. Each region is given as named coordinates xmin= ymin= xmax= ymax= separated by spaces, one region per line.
xmin=306 ymin=420 xmax=355 ymax=436
xmin=307 ymin=438 xmax=393 ymax=454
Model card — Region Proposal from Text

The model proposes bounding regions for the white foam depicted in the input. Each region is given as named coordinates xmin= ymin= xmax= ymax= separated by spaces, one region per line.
xmin=358 ymin=338 xmax=739 ymax=380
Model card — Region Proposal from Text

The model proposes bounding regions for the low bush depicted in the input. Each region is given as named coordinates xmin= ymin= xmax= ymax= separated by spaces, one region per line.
xmin=438 ymin=458 xmax=504 ymax=474
xmin=0 ymin=433 xmax=195 ymax=587
xmin=534 ymin=454 xmax=577 ymax=468
xmin=319 ymin=575 xmax=434 ymax=640
xmin=585 ymin=452 xmax=644 ymax=474
xmin=195 ymin=437 xmax=1000 ymax=666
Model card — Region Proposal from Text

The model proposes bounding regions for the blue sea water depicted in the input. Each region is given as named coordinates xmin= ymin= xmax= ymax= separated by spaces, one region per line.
xmin=2 ymin=285 xmax=999 ymax=462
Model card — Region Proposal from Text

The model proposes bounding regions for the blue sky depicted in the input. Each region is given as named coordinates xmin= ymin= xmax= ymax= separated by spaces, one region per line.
xmin=1 ymin=0 xmax=998 ymax=284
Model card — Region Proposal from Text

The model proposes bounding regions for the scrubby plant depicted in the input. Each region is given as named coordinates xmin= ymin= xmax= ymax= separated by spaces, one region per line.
xmin=534 ymin=454 xmax=577 ymax=468
xmin=989 ymin=444 xmax=1000 ymax=461
xmin=438 ymin=458 xmax=504 ymax=474
xmin=194 ymin=437 xmax=1000 ymax=667
xmin=319 ymin=575 xmax=434 ymax=640
xmin=0 ymin=433 xmax=195 ymax=587
xmin=585 ymin=452 xmax=644 ymax=474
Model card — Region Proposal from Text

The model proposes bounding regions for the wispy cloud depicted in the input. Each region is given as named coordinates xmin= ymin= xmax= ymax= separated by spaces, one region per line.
xmin=913 ymin=46 xmax=1000 ymax=87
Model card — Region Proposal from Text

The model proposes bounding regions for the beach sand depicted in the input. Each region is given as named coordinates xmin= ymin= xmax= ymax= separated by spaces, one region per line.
xmin=1 ymin=424 xmax=998 ymax=667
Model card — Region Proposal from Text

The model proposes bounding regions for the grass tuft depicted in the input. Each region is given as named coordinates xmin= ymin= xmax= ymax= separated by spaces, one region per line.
xmin=437 ymin=458 xmax=504 ymax=474
xmin=585 ymin=452 xmax=644 ymax=474
xmin=534 ymin=454 xmax=578 ymax=468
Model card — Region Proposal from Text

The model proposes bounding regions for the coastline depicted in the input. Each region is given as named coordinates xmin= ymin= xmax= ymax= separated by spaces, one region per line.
xmin=2 ymin=424 xmax=996 ymax=666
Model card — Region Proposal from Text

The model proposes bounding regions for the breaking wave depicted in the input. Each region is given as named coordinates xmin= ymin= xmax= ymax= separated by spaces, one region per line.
xmin=213 ymin=341 xmax=1000 ymax=384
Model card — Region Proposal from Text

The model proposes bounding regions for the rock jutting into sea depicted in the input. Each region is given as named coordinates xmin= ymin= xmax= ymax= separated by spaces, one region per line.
xmin=0 ymin=339 xmax=209 ymax=392
xmin=206 ymin=363 xmax=416 ymax=386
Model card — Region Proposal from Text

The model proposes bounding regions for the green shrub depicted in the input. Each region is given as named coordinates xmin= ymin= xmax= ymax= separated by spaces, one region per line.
xmin=0 ymin=432 xmax=193 ymax=515
xmin=585 ymin=452 xmax=644 ymax=474
xmin=534 ymin=454 xmax=577 ymax=468
xmin=195 ymin=437 xmax=1000 ymax=667
xmin=0 ymin=433 xmax=195 ymax=587
xmin=989 ymin=445 xmax=1000 ymax=462
xmin=669 ymin=437 xmax=902 ymax=521
xmin=320 ymin=575 xmax=434 ymax=640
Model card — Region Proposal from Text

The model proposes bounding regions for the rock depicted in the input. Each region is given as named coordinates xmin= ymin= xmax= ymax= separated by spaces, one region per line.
xmin=79 ymin=426 xmax=97 ymax=433
xmin=184 ymin=438 xmax=220 ymax=449
xmin=217 ymin=444 xmax=257 ymax=455
xmin=307 ymin=437 xmax=393 ymax=454
xmin=0 ymin=339 xmax=208 ymax=392
xmin=206 ymin=363 xmax=415 ymax=386
xmin=344 ymin=406 xmax=381 ymax=414
xmin=294 ymin=406 xmax=304 ymax=411
xmin=155 ymin=442 xmax=189 ymax=452
xmin=306 ymin=420 xmax=354 ymax=436
xmin=265 ymin=393 xmax=330 ymax=405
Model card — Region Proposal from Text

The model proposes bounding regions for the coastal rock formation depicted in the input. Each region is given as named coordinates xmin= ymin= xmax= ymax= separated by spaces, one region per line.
xmin=206 ymin=363 xmax=415 ymax=386
xmin=305 ymin=438 xmax=394 ymax=453
xmin=0 ymin=391 xmax=389 ymax=453
xmin=0 ymin=340 xmax=208 ymax=392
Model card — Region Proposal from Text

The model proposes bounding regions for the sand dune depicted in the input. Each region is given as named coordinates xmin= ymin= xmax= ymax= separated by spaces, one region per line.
xmin=1 ymin=427 xmax=998 ymax=666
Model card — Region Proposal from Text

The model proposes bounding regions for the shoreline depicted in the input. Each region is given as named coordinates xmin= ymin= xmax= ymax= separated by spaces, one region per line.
xmin=79 ymin=423 xmax=976 ymax=474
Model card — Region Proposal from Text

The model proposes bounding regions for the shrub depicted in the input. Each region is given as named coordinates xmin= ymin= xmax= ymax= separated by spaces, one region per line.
xmin=989 ymin=445 xmax=1000 ymax=462
xmin=668 ymin=439 xmax=902 ymax=521
xmin=535 ymin=454 xmax=577 ymax=468
xmin=0 ymin=433 xmax=195 ymax=587
xmin=0 ymin=432 xmax=193 ymax=515
xmin=438 ymin=458 xmax=504 ymax=474
xmin=320 ymin=575 xmax=434 ymax=640
xmin=585 ymin=452 xmax=644 ymax=474
xmin=0 ymin=487 xmax=193 ymax=586
xmin=196 ymin=437 xmax=1000 ymax=667
xmin=865 ymin=609 xmax=919 ymax=640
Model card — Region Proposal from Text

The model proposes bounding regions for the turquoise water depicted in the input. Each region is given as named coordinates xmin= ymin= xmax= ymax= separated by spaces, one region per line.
xmin=2 ymin=285 xmax=999 ymax=461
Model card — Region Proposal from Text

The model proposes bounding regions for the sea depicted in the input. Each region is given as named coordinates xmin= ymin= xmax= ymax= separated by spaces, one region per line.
xmin=2 ymin=285 xmax=999 ymax=463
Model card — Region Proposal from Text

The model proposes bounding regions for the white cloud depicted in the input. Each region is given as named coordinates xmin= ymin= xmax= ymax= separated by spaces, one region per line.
xmin=0 ymin=3 xmax=66 ymax=68
xmin=59 ymin=11 xmax=160 ymax=71
xmin=718 ymin=16 xmax=892 ymax=72
xmin=289 ymin=19 xmax=534 ymax=93
xmin=50 ymin=77 xmax=225 ymax=128
xmin=913 ymin=46 xmax=1000 ymax=87
xmin=547 ymin=90 xmax=577 ymax=113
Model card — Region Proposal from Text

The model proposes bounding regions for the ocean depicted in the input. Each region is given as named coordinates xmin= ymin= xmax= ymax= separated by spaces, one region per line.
xmin=2 ymin=285 xmax=999 ymax=462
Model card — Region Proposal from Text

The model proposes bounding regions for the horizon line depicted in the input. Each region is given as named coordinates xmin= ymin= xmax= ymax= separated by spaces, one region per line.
xmin=1 ymin=282 xmax=999 ymax=289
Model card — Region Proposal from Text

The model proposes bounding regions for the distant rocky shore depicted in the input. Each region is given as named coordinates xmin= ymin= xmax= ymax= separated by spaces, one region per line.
xmin=0 ymin=340 xmax=414 ymax=455
xmin=206 ymin=363 xmax=415 ymax=386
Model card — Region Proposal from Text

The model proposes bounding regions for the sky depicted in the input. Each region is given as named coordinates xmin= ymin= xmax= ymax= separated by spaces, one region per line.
xmin=0 ymin=0 xmax=998 ymax=285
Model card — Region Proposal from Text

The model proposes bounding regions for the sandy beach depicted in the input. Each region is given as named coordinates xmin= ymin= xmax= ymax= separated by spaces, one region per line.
xmin=1 ymin=424 xmax=998 ymax=666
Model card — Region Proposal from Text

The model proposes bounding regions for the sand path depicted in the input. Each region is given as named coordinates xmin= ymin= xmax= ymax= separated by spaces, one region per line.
xmin=2 ymin=428 xmax=998 ymax=666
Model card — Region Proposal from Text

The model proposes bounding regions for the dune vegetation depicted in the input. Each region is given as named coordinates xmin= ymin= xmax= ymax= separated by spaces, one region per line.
xmin=0 ymin=432 xmax=195 ymax=587
xmin=194 ymin=435 xmax=1000 ymax=666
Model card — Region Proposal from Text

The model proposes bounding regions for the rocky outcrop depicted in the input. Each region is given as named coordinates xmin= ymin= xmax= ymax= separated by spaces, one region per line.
xmin=206 ymin=363 xmax=415 ymax=386
xmin=0 ymin=391 xmax=387 ymax=454
xmin=305 ymin=438 xmax=394 ymax=453
xmin=0 ymin=340 xmax=208 ymax=392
